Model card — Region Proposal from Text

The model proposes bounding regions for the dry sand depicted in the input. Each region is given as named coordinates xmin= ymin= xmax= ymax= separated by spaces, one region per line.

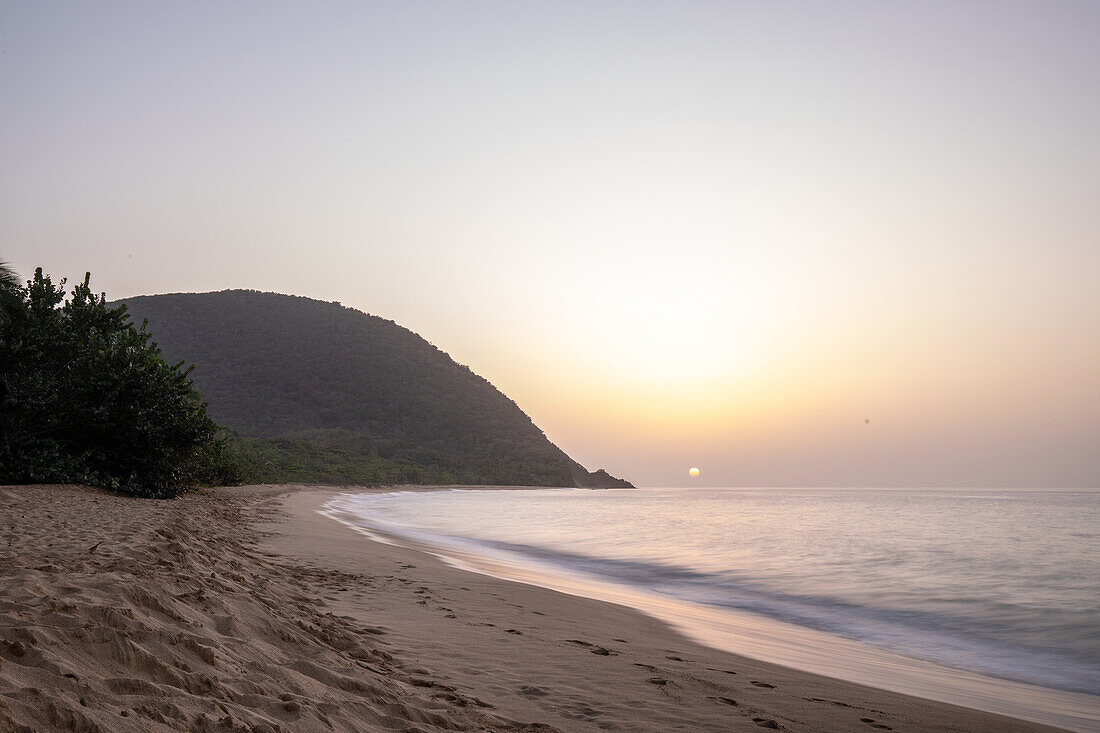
xmin=0 ymin=484 xmax=1072 ymax=732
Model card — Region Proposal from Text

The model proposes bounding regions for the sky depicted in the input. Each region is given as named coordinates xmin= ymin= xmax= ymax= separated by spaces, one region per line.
xmin=2 ymin=1 xmax=1098 ymax=487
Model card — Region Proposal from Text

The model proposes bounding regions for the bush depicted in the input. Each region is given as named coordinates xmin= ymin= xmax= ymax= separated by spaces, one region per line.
xmin=0 ymin=268 xmax=238 ymax=497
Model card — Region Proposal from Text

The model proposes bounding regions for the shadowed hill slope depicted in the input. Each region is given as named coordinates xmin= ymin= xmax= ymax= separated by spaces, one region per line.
xmin=119 ymin=290 xmax=631 ymax=488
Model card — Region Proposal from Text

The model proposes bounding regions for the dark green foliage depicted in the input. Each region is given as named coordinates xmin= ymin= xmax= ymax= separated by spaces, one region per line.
xmin=0 ymin=262 xmax=18 ymax=291
xmin=0 ymin=262 xmax=22 ymax=328
xmin=228 ymin=429 xmax=581 ymax=486
xmin=120 ymin=290 xmax=631 ymax=487
xmin=0 ymin=269 xmax=239 ymax=497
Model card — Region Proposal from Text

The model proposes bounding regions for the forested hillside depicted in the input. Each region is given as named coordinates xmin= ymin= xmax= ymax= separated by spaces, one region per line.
xmin=119 ymin=291 xmax=631 ymax=488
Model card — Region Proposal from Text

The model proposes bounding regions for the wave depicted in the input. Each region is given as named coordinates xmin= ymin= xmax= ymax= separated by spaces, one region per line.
xmin=328 ymin=494 xmax=1099 ymax=696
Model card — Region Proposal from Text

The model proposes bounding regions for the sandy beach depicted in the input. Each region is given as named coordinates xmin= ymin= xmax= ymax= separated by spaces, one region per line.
xmin=0 ymin=484 xmax=1074 ymax=732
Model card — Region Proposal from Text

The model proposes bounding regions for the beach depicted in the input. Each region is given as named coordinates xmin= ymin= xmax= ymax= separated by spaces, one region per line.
xmin=0 ymin=484 xmax=1076 ymax=732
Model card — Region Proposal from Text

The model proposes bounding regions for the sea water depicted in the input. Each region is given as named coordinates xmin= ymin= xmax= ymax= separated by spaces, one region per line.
xmin=324 ymin=487 xmax=1100 ymax=730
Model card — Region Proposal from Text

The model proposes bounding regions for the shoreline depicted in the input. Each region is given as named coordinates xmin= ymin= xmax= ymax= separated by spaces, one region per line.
xmin=0 ymin=483 xmax=1087 ymax=732
xmin=261 ymin=485 xmax=1085 ymax=732
xmin=318 ymin=486 xmax=1100 ymax=732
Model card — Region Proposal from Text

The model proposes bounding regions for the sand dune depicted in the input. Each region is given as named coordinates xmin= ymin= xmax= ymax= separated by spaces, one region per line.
xmin=0 ymin=484 xmax=1071 ymax=732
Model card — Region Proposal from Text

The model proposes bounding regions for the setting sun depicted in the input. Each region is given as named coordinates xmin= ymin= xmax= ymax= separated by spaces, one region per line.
xmin=688 ymin=467 xmax=700 ymax=477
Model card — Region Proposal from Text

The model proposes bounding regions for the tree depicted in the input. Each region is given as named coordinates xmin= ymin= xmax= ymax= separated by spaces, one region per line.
xmin=0 ymin=261 xmax=21 ymax=327
xmin=0 ymin=268 xmax=231 ymax=497
xmin=0 ymin=261 xmax=23 ymax=402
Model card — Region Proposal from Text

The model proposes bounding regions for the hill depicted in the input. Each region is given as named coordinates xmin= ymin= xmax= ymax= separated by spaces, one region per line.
xmin=118 ymin=290 xmax=631 ymax=488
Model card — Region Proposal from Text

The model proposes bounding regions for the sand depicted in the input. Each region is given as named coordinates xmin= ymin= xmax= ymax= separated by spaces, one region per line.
xmin=0 ymin=484 xmax=1074 ymax=732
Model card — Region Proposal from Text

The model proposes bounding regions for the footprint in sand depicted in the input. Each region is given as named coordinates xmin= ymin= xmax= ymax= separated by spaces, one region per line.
xmin=752 ymin=718 xmax=781 ymax=729
xmin=565 ymin=639 xmax=614 ymax=655
xmin=806 ymin=697 xmax=853 ymax=708
xmin=860 ymin=718 xmax=892 ymax=730
xmin=750 ymin=681 xmax=776 ymax=688
xmin=708 ymin=696 xmax=738 ymax=707
xmin=518 ymin=685 xmax=550 ymax=698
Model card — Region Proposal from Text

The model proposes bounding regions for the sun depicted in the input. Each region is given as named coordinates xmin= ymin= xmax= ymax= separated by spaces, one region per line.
xmin=688 ymin=467 xmax=700 ymax=477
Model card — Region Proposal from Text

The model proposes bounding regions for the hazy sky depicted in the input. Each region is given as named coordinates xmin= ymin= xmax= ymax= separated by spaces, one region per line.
xmin=3 ymin=1 xmax=1098 ymax=487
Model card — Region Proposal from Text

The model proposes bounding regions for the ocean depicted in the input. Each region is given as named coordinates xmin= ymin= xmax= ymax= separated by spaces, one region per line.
xmin=323 ymin=487 xmax=1100 ymax=731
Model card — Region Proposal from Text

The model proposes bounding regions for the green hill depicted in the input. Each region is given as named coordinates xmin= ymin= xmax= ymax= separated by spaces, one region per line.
xmin=118 ymin=290 xmax=631 ymax=488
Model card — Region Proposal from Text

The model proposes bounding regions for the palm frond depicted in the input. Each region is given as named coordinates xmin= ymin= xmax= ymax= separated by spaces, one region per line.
xmin=0 ymin=261 xmax=19 ymax=291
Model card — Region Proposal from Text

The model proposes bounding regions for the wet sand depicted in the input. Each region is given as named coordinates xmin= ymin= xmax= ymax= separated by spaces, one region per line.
xmin=0 ymin=483 xmax=1076 ymax=732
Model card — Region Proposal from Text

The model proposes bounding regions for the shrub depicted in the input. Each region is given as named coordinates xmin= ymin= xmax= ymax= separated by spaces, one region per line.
xmin=0 ymin=268 xmax=235 ymax=497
